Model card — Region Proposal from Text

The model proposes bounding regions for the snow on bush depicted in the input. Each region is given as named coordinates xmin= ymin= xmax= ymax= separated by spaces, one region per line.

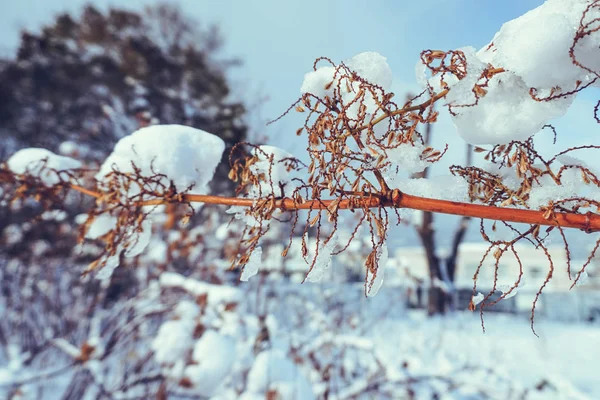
xmin=243 ymin=350 xmax=315 ymax=400
xmin=527 ymin=157 xmax=600 ymax=209
xmin=477 ymin=0 xmax=600 ymax=89
xmin=240 ymin=246 xmax=262 ymax=281
xmin=152 ymin=309 xmax=197 ymax=365
xmin=249 ymin=145 xmax=302 ymax=198
xmin=86 ymin=124 xmax=226 ymax=279
xmin=301 ymin=51 xmax=393 ymax=119
xmin=366 ymin=243 xmax=388 ymax=297
xmin=227 ymin=145 xmax=303 ymax=233
xmin=6 ymin=148 xmax=81 ymax=186
xmin=97 ymin=124 xmax=225 ymax=198
xmin=449 ymin=71 xmax=574 ymax=144
xmin=415 ymin=0 xmax=599 ymax=145
xmin=305 ymin=233 xmax=338 ymax=283
xmin=185 ymin=330 xmax=236 ymax=396
xmin=84 ymin=214 xmax=118 ymax=240
xmin=158 ymin=271 xmax=243 ymax=306
xmin=1 ymin=0 xmax=599 ymax=347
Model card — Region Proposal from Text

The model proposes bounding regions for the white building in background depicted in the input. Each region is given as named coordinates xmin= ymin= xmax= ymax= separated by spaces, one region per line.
xmin=391 ymin=242 xmax=598 ymax=292
xmin=387 ymin=242 xmax=600 ymax=319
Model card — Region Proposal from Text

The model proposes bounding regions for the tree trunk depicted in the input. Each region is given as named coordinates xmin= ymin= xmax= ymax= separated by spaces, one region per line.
xmin=407 ymin=100 xmax=472 ymax=315
xmin=417 ymin=209 xmax=446 ymax=315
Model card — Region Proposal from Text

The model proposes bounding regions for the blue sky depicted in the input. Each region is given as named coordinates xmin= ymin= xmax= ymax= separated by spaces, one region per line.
xmin=4 ymin=0 xmax=595 ymax=161
xmin=2 ymin=0 xmax=599 ymax=250
xmin=1 ymin=0 xmax=547 ymax=149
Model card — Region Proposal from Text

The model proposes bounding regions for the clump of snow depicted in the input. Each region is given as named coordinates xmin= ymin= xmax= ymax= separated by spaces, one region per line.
xmin=97 ymin=124 xmax=225 ymax=198
xmin=300 ymin=65 xmax=337 ymax=99
xmin=573 ymin=270 xmax=590 ymax=286
xmin=184 ymin=330 xmax=236 ymax=396
xmin=88 ymin=125 xmax=224 ymax=279
xmin=306 ymin=233 xmax=338 ymax=283
xmin=344 ymin=51 xmax=393 ymax=90
xmin=95 ymin=253 xmax=121 ymax=281
xmin=243 ymin=350 xmax=315 ymax=400
xmin=301 ymin=52 xmax=393 ymax=119
xmin=40 ymin=210 xmax=68 ymax=221
xmin=249 ymin=146 xmax=302 ymax=198
xmin=7 ymin=148 xmax=81 ymax=186
xmin=152 ymin=320 xmax=193 ymax=365
xmin=2 ymin=224 xmax=23 ymax=246
xmin=389 ymin=176 xmax=469 ymax=202
xmin=142 ymin=239 xmax=168 ymax=264
xmin=152 ymin=323 xmax=194 ymax=366
xmin=241 ymin=246 xmax=262 ymax=282
xmin=85 ymin=214 xmax=118 ymax=240
xmin=455 ymin=0 xmax=600 ymax=144
xmin=527 ymin=162 xmax=600 ymax=209
xmin=0 ymin=344 xmax=26 ymax=387
xmin=366 ymin=244 xmax=388 ymax=297
xmin=445 ymin=47 xmax=488 ymax=102
xmin=159 ymin=272 xmax=243 ymax=305
xmin=498 ymin=283 xmax=520 ymax=299
xmin=472 ymin=293 xmax=485 ymax=306
xmin=417 ymin=46 xmax=486 ymax=100
xmin=384 ymin=141 xmax=429 ymax=175
xmin=412 ymin=1 xmax=598 ymax=145
xmin=215 ymin=223 xmax=232 ymax=240
xmin=151 ymin=300 xmax=199 ymax=367
xmin=478 ymin=0 xmax=600 ymax=89
xmin=449 ymin=72 xmax=574 ymax=145
xmin=58 ymin=141 xmax=79 ymax=156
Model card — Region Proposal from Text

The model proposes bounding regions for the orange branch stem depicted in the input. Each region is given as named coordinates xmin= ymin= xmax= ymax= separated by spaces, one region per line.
xmin=70 ymin=184 xmax=101 ymax=199
xmin=82 ymin=188 xmax=600 ymax=233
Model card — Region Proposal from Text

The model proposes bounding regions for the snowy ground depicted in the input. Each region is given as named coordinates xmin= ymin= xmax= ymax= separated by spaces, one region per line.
xmin=243 ymin=282 xmax=600 ymax=399
xmin=1 ymin=272 xmax=598 ymax=399
xmin=368 ymin=311 xmax=600 ymax=399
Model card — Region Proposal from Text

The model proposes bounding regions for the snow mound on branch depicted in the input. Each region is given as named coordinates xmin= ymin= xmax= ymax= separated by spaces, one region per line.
xmin=241 ymin=246 xmax=262 ymax=281
xmin=344 ymin=51 xmax=393 ymax=90
xmin=391 ymin=176 xmax=469 ymax=202
xmin=300 ymin=65 xmax=337 ymax=99
xmin=249 ymin=145 xmax=302 ymax=198
xmin=527 ymin=160 xmax=600 ymax=209
xmin=6 ymin=148 xmax=81 ymax=186
xmin=301 ymin=52 xmax=393 ymax=95
xmin=366 ymin=243 xmax=388 ymax=297
xmin=478 ymin=0 xmax=600 ymax=89
xmin=227 ymin=145 xmax=303 ymax=230
xmin=450 ymin=71 xmax=574 ymax=145
xmin=305 ymin=233 xmax=338 ymax=283
xmin=472 ymin=293 xmax=485 ymax=306
xmin=84 ymin=214 xmax=118 ymax=240
xmin=385 ymin=141 xmax=429 ymax=175
xmin=415 ymin=1 xmax=598 ymax=145
xmin=301 ymin=52 xmax=393 ymax=119
xmin=97 ymin=124 xmax=225 ymax=196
